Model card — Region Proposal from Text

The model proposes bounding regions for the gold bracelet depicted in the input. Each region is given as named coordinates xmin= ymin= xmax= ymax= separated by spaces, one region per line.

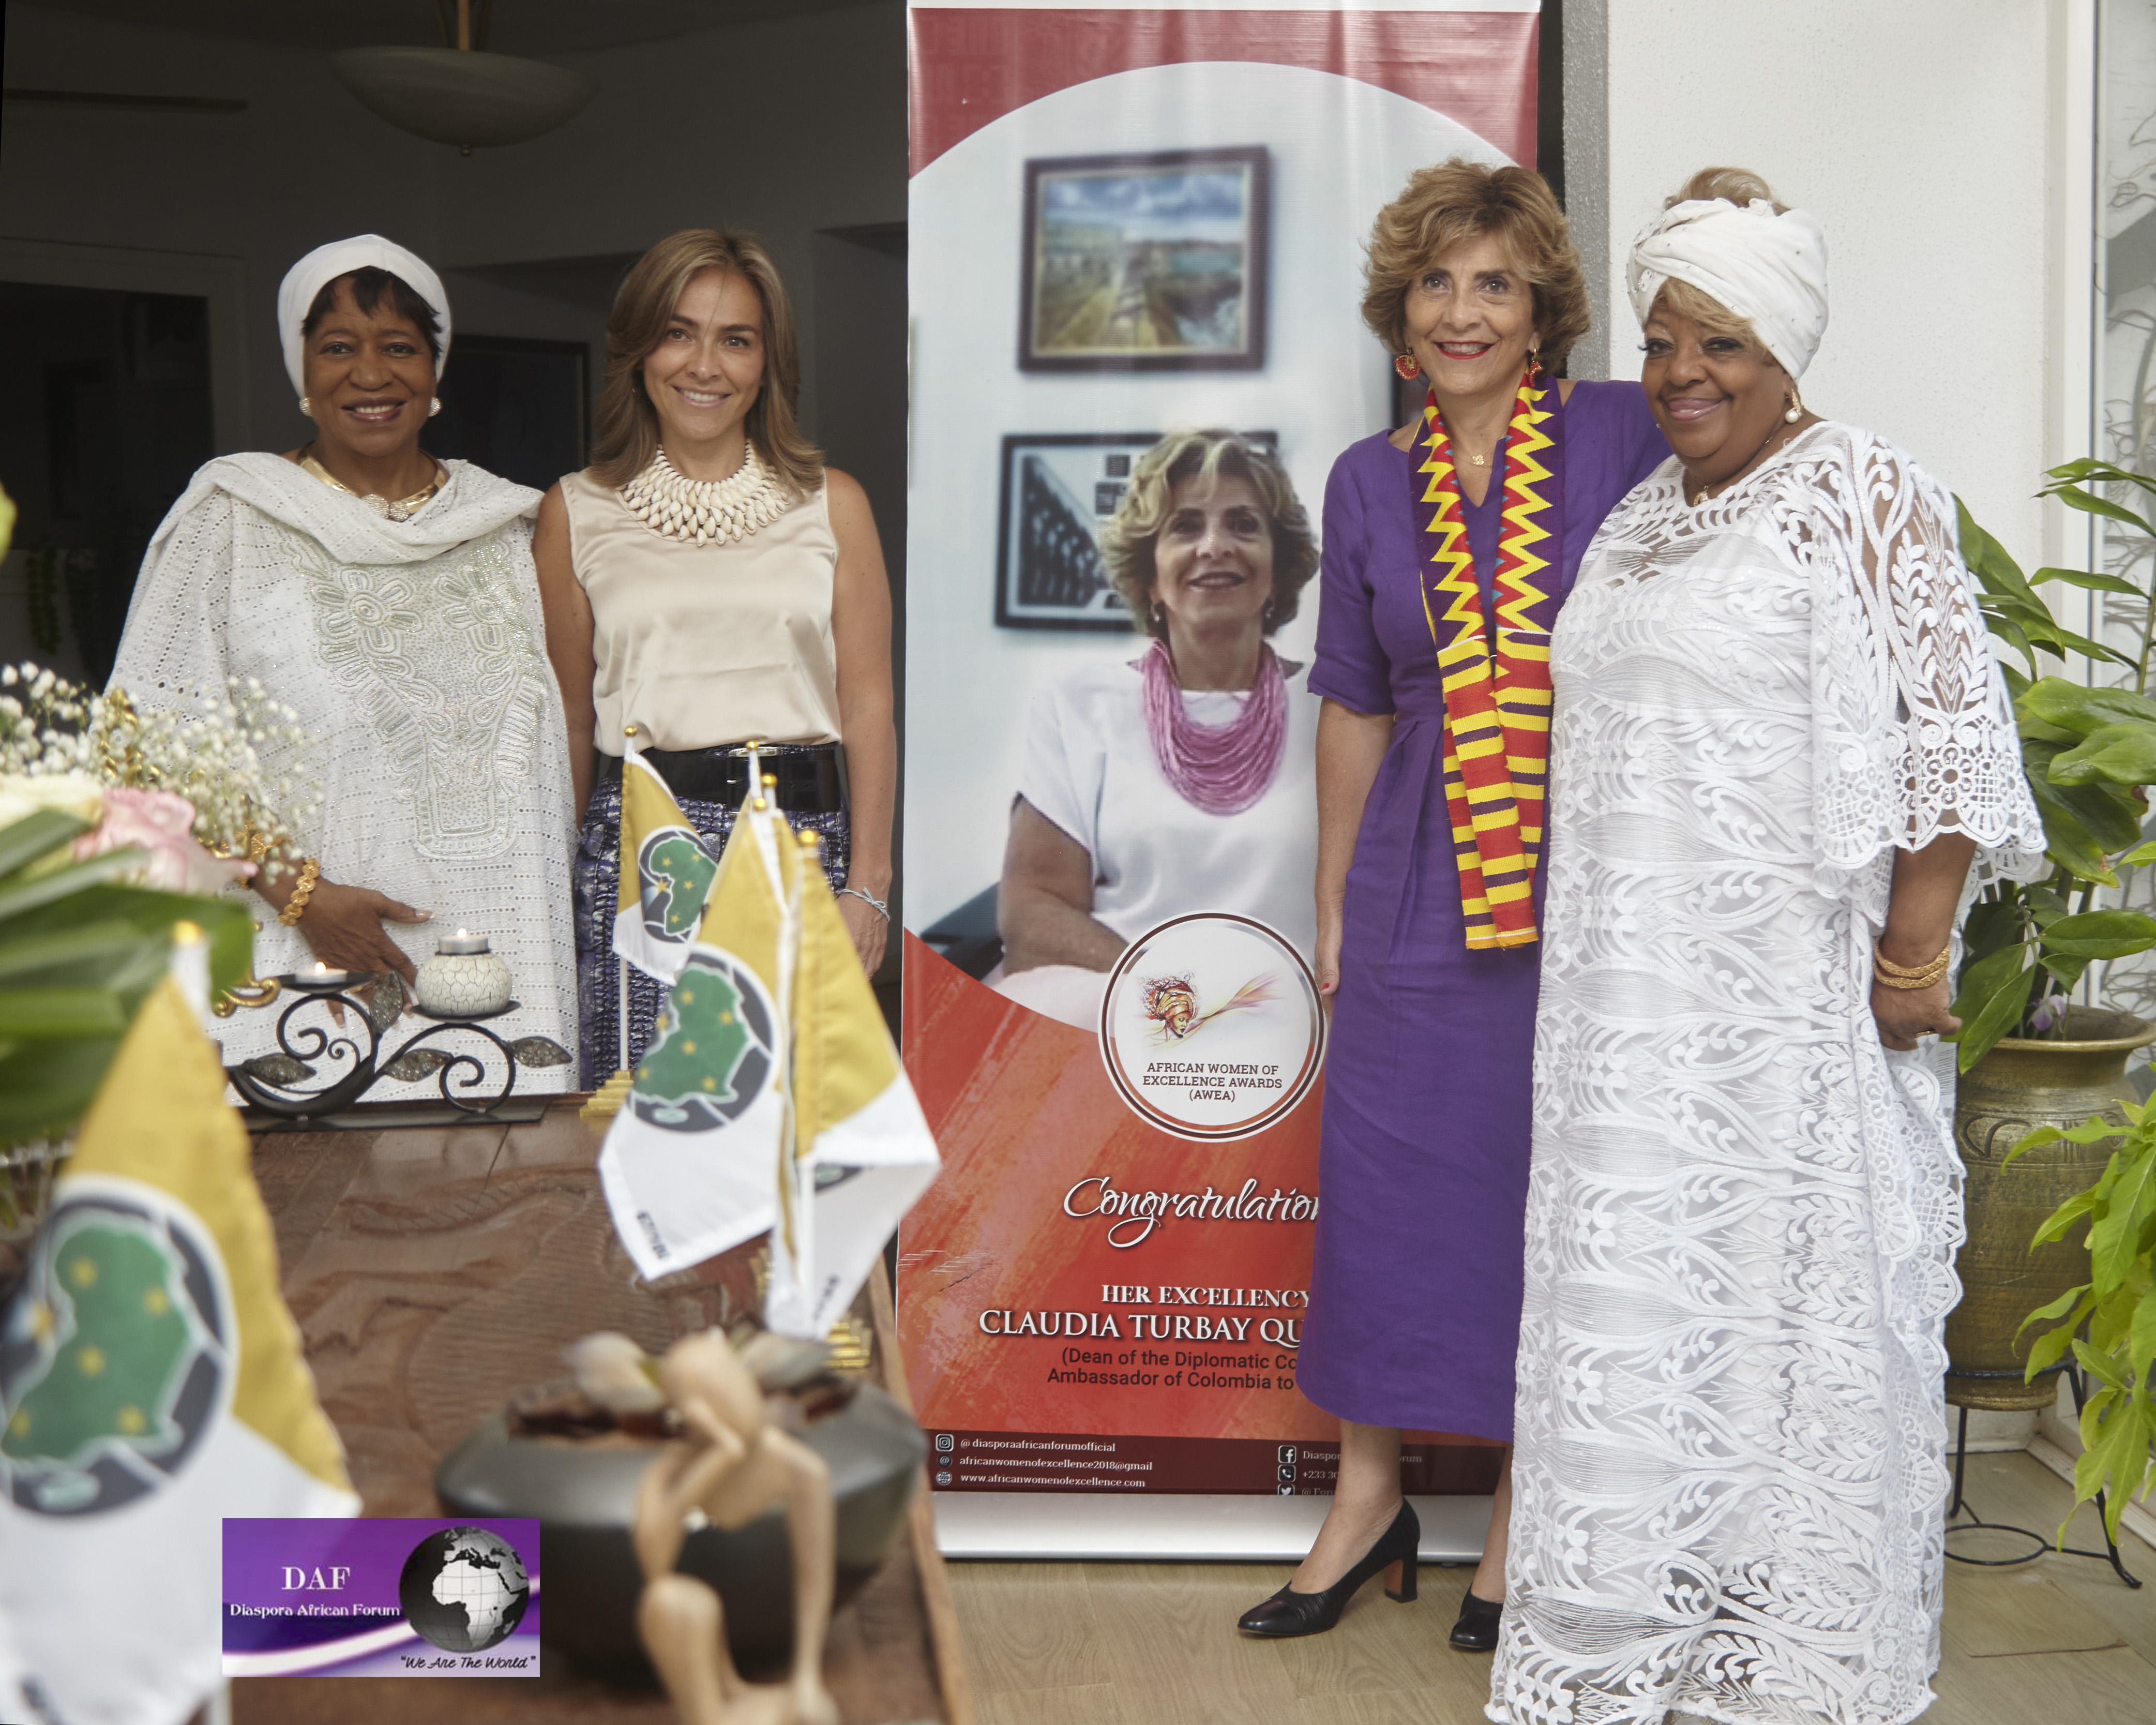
xmin=278 ymin=858 xmax=321 ymax=927
xmin=1873 ymin=940 xmax=1950 ymax=990
xmin=1873 ymin=940 xmax=1951 ymax=979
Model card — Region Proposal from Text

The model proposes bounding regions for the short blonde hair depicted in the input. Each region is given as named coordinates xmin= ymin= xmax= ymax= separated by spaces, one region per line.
xmin=1645 ymin=168 xmax=1790 ymax=353
xmin=590 ymin=229 xmax=822 ymax=496
xmin=1362 ymin=160 xmax=1589 ymax=368
xmin=1099 ymin=432 xmax=1319 ymax=639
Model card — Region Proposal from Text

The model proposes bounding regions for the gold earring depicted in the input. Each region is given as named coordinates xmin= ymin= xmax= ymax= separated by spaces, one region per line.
xmin=1784 ymin=385 xmax=1804 ymax=424
xmin=298 ymin=396 xmax=312 ymax=417
xmin=429 ymin=397 xmax=443 ymax=417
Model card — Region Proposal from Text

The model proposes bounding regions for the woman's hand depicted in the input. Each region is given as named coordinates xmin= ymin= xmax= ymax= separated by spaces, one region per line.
xmin=838 ymin=892 xmax=887 ymax=976
xmin=1316 ymin=907 xmax=1344 ymax=1001
xmin=1872 ymin=978 xmax=1959 ymax=1052
xmin=291 ymin=879 xmax=431 ymax=985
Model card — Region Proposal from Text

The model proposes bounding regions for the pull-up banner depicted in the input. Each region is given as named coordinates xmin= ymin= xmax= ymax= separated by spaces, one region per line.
xmin=900 ymin=1 xmax=1538 ymax=1501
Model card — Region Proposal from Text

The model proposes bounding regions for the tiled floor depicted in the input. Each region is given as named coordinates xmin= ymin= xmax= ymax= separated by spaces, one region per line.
xmin=949 ymin=1451 xmax=2156 ymax=1723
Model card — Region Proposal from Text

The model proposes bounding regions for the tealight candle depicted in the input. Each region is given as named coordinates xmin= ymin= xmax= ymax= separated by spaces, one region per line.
xmin=414 ymin=929 xmax=512 ymax=1016
xmin=293 ymin=962 xmax=355 ymax=991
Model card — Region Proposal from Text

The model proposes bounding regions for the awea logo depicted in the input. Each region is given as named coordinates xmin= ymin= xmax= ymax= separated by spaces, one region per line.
xmin=629 ymin=949 xmax=778 ymax=1133
xmin=0 ymin=1184 xmax=230 ymax=1515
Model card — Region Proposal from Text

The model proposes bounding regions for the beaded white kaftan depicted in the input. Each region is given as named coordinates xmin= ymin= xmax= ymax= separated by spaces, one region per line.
xmin=111 ymin=453 xmax=578 ymax=1091
xmin=1488 ymin=424 xmax=2043 ymax=1725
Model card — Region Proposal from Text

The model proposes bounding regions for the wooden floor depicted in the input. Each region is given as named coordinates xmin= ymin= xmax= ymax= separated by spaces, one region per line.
xmin=948 ymin=1452 xmax=2156 ymax=1724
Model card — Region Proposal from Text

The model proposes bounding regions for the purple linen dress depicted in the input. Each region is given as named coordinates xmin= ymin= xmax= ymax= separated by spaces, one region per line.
xmin=1298 ymin=381 xmax=1668 ymax=1440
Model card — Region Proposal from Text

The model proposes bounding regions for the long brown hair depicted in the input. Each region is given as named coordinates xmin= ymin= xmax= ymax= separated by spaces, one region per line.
xmin=589 ymin=229 xmax=823 ymax=497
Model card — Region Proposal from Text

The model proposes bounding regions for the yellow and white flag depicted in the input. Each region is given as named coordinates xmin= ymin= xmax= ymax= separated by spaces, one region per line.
xmin=599 ymin=791 xmax=939 ymax=1337
xmin=764 ymin=829 xmax=940 ymax=1339
xmin=598 ymin=796 xmax=797 ymax=1280
xmin=613 ymin=747 xmax=718 ymax=984
xmin=0 ymin=977 xmax=356 ymax=1725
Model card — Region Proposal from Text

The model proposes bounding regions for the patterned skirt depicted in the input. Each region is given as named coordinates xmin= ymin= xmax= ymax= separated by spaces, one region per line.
xmin=571 ymin=750 xmax=849 ymax=1087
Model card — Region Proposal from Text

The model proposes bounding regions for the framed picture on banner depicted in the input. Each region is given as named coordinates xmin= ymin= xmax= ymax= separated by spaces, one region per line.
xmin=1019 ymin=147 xmax=1270 ymax=371
xmin=993 ymin=430 xmax=1278 ymax=630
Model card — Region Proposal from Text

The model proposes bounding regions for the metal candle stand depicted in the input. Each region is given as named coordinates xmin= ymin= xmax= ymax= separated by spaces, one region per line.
xmin=1944 ymin=1360 xmax=2141 ymax=1587
xmin=223 ymin=971 xmax=570 ymax=1122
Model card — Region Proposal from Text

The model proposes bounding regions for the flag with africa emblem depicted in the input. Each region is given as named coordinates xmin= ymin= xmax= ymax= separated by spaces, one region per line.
xmin=0 ymin=976 xmax=356 ymax=1725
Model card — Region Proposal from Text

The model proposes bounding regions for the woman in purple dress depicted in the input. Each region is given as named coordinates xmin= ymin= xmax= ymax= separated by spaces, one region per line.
xmin=1237 ymin=160 xmax=1667 ymax=1646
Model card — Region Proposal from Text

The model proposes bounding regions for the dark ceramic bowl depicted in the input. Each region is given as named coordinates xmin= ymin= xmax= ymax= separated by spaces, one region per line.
xmin=434 ymin=1383 xmax=925 ymax=1680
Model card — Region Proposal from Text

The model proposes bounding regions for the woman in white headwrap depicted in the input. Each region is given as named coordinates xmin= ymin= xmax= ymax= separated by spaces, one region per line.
xmin=1487 ymin=170 xmax=2042 ymax=1725
xmin=110 ymin=235 xmax=578 ymax=1088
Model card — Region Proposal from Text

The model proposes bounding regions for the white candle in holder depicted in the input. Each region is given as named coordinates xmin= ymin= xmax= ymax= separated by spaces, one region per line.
xmin=414 ymin=929 xmax=512 ymax=1016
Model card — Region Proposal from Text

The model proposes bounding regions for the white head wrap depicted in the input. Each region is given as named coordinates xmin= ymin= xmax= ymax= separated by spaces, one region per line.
xmin=1626 ymin=197 xmax=1829 ymax=378
xmin=277 ymin=234 xmax=452 ymax=397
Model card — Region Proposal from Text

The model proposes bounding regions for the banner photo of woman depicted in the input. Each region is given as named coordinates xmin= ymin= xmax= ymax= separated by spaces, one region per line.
xmin=898 ymin=1 xmax=1541 ymax=1505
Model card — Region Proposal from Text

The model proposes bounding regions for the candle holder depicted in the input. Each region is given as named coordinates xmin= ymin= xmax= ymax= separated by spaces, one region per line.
xmin=224 ymin=971 xmax=571 ymax=1122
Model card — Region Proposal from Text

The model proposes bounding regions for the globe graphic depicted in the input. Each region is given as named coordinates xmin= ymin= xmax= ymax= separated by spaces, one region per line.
xmin=398 ymin=1526 xmax=531 ymax=1653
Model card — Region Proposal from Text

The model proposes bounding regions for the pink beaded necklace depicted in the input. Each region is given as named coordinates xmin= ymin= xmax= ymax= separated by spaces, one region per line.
xmin=1140 ymin=636 xmax=1288 ymax=816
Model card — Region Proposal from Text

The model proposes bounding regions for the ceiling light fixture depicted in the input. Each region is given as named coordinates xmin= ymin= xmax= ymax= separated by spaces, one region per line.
xmin=332 ymin=0 xmax=597 ymax=157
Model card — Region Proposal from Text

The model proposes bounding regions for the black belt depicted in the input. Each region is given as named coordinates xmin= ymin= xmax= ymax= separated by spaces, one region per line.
xmin=601 ymin=744 xmax=846 ymax=813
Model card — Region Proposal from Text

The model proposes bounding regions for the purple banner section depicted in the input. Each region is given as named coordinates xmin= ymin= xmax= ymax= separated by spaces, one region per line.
xmin=223 ymin=1517 xmax=541 ymax=1678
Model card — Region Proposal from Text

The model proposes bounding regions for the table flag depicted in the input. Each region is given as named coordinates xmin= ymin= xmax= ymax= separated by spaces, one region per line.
xmin=612 ymin=744 xmax=719 ymax=984
xmin=599 ymin=793 xmax=939 ymax=1339
xmin=0 ymin=976 xmax=356 ymax=1725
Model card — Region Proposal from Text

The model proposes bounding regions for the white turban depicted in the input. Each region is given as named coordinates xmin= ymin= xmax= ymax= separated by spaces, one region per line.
xmin=277 ymin=234 xmax=452 ymax=396
xmin=1626 ymin=197 xmax=1829 ymax=379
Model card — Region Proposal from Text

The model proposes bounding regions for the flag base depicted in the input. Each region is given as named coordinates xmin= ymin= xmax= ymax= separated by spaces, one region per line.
xmin=580 ymin=1070 xmax=636 ymax=1123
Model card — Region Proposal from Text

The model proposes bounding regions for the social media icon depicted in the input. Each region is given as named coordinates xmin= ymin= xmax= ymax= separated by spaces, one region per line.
xmin=1277 ymin=1444 xmax=1297 ymax=1466
xmin=935 ymin=1433 xmax=955 ymax=1452
xmin=934 ymin=1471 xmax=952 ymax=1486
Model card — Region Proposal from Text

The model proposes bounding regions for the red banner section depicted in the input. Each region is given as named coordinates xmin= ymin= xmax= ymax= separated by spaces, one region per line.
xmin=908 ymin=7 xmax=1540 ymax=175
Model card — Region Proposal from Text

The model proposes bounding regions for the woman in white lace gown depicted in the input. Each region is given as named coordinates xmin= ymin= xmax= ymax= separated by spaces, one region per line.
xmin=111 ymin=236 xmax=578 ymax=1089
xmin=1488 ymin=173 xmax=2042 ymax=1725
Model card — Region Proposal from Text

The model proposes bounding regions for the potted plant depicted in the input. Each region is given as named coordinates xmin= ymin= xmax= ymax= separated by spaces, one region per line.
xmin=1941 ymin=459 xmax=2156 ymax=1519
xmin=1941 ymin=463 xmax=2156 ymax=1411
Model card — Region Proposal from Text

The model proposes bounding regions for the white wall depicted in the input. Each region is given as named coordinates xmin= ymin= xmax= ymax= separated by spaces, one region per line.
xmin=1592 ymin=0 xmax=2055 ymax=567
xmin=0 ymin=1 xmax=905 ymax=453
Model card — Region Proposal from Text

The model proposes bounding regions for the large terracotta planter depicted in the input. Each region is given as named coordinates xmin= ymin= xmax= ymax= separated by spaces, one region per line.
xmin=1946 ymin=1005 xmax=2156 ymax=1410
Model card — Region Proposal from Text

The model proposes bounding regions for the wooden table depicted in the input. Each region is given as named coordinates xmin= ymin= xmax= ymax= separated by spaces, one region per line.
xmin=231 ymin=1098 xmax=969 ymax=1724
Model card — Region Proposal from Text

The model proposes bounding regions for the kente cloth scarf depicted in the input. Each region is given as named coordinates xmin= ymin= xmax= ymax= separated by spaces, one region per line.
xmin=1413 ymin=374 xmax=1560 ymax=950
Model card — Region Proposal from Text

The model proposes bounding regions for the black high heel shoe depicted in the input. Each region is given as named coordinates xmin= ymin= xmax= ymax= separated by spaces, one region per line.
xmin=1449 ymin=1586 xmax=1503 ymax=1651
xmin=1235 ymin=1500 xmax=1419 ymax=1638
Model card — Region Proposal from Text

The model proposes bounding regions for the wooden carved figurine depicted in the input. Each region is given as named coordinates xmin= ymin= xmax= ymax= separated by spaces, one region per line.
xmin=632 ymin=1331 xmax=838 ymax=1725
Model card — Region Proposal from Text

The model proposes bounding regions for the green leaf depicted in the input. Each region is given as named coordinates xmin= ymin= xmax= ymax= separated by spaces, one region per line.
xmin=2032 ymin=1188 xmax=2102 ymax=1246
xmin=2049 ymin=723 xmax=2156 ymax=787
xmin=2118 ymin=838 xmax=2156 ymax=867
xmin=2032 ymin=564 xmax=2146 ymax=595
xmin=2089 ymin=1144 xmax=2156 ymax=1293
xmin=2041 ymin=954 xmax=2094 ymax=992
xmin=2037 ymin=908 xmax=2156 ymax=958
xmin=1961 ymin=895 xmax=2027 ymax=962
xmin=0 ymin=808 xmax=92 ymax=880
xmin=1950 ymin=940 xmax=2033 ymax=1020
xmin=2054 ymin=486 xmax=2156 ymax=537
xmin=2073 ymin=1336 xmax=2131 ymax=1391
xmin=2021 ymin=711 xmax=2086 ymax=745
xmin=2046 ymin=457 xmax=2156 ymax=493
xmin=2016 ymin=1281 xmax=2097 ymax=1338
xmin=0 ymin=920 xmax=152 ymax=983
xmin=2021 ymin=678 xmax=2156 ymax=736
xmin=2128 ymin=1285 xmax=2156 ymax=1389
xmin=1952 ymin=958 xmax=2041 ymax=1071
xmin=0 ymin=849 xmax=149 ymax=924
xmin=0 ymin=987 xmax=127 ymax=1039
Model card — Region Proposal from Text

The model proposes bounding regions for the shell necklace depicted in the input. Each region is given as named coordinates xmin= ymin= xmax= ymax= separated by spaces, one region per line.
xmin=620 ymin=443 xmax=790 ymax=546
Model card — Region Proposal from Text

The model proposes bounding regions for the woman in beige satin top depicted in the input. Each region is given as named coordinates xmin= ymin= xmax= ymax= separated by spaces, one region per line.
xmin=533 ymin=228 xmax=896 ymax=1086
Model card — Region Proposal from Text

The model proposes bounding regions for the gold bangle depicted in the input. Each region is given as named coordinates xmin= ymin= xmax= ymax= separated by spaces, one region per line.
xmin=1873 ymin=940 xmax=1951 ymax=979
xmin=1873 ymin=940 xmax=1950 ymax=991
xmin=278 ymin=858 xmax=321 ymax=927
